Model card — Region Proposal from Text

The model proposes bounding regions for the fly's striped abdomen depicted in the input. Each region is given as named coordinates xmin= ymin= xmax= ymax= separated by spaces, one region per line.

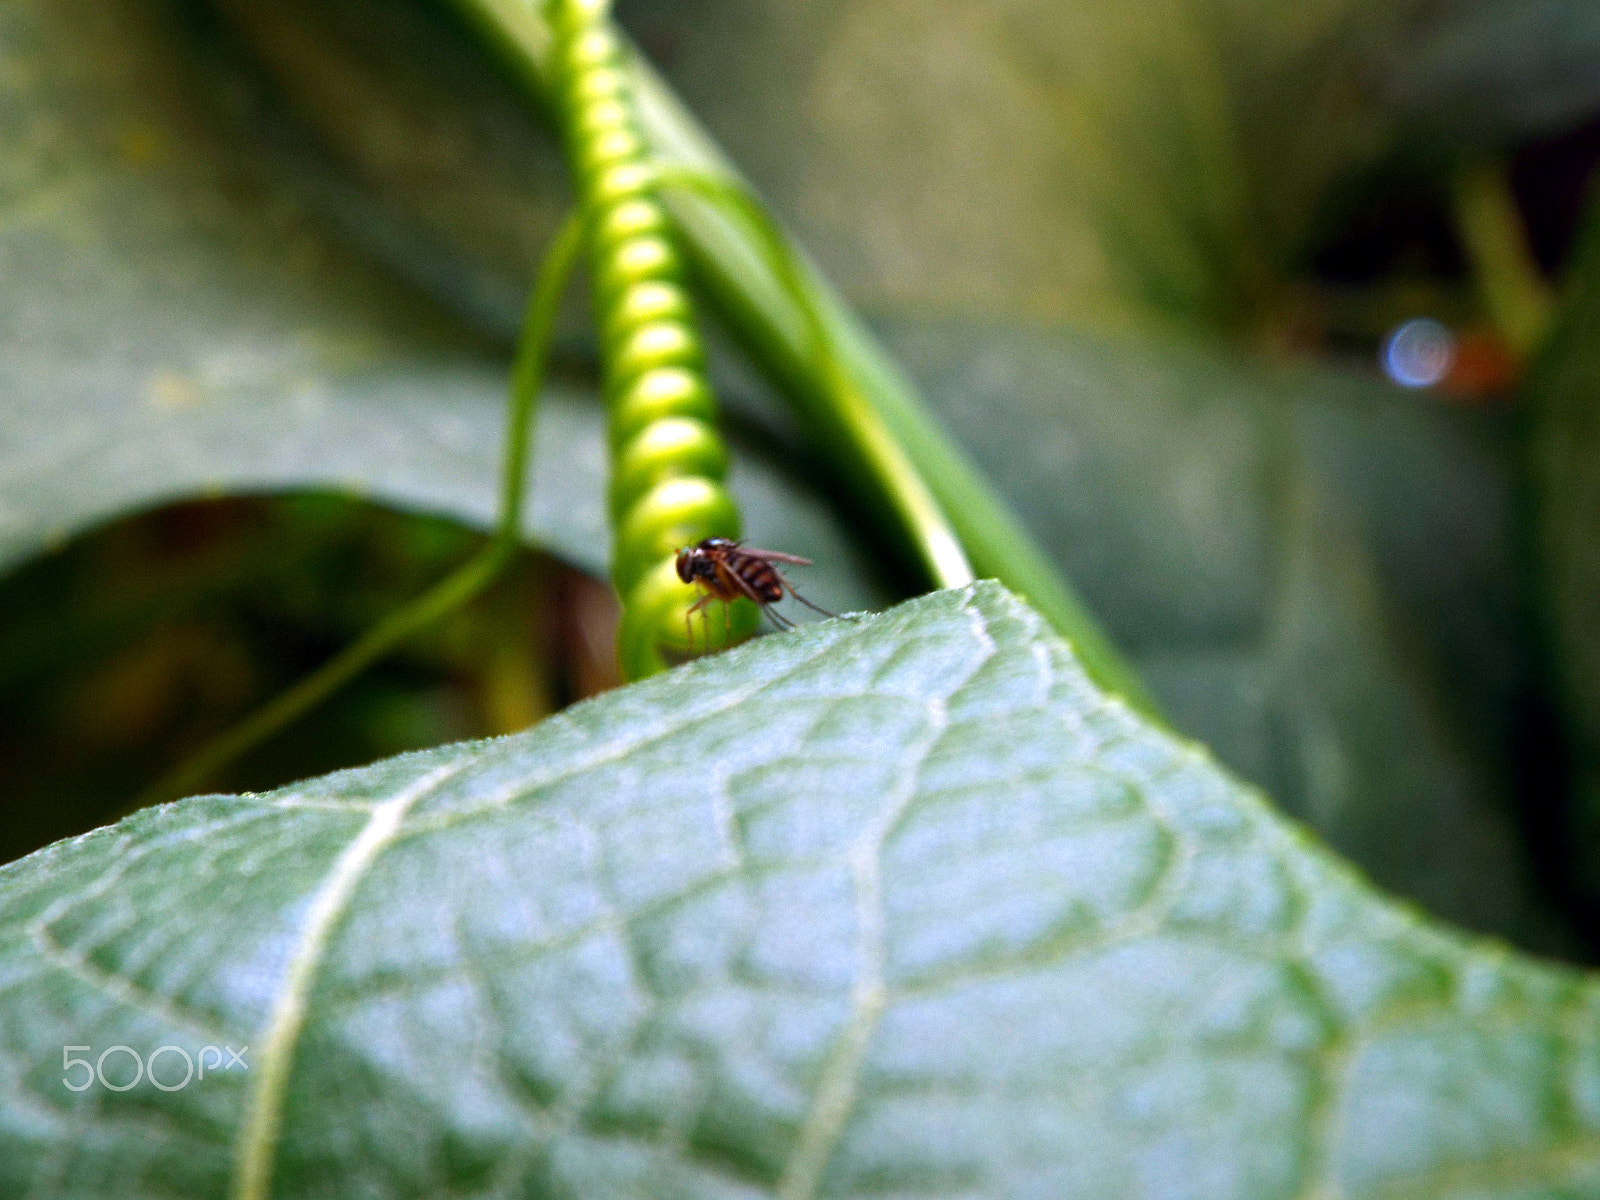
xmin=735 ymin=556 xmax=785 ymax=604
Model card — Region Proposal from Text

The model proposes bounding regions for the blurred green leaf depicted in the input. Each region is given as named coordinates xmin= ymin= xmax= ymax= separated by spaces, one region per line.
xmin=1387 ymin=0 xmax=1600 ymax=141
xmin=2 ymin=584 xmax=1598 ymax=1199
xmin=586 ymin=0 xmax=1402 ymax=333
xmin=187 ymin=0 xmax=1402 ymax=337
xmin=605 ymin=0 xmax=1600 ymax=333
xmin=0 ymin=0 xmax=887 ymax=615
xmin=192 ymin=0 xmax=1600 ymax=341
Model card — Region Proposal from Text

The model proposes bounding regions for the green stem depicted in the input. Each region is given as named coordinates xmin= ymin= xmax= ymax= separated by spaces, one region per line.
xmin=129 ymin=208 xmax=587 ymax=809
xmin=1453 ymin=160 xmax=1555 ymax=360
xmin=450 ymin=0 xmax=1158 ymax=716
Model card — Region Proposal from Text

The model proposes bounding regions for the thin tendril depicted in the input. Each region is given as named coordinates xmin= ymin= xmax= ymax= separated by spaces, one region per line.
xmin=127 ymin=208 xmax=587 ymax=810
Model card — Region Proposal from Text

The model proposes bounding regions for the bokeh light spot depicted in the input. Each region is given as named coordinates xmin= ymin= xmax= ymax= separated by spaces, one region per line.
xmin=1383 ymin=318 xmax=1456 ymax=389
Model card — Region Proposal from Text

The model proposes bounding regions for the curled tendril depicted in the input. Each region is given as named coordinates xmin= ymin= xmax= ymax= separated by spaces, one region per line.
xmin=550 ymin=0 xmax=758 ymax=680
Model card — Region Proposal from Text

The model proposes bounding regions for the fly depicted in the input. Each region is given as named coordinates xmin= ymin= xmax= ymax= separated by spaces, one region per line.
xmin=674 ymin=537 xmax=838 ymax=650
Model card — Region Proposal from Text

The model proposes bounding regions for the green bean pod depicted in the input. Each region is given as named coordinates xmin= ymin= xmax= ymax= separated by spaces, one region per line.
xmin=549 ymin=0 xmax=755 ymax=678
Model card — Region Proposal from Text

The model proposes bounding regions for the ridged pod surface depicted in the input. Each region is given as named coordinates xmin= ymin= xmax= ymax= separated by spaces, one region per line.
xmin=549 ymin=0 xmax=754 ymax=678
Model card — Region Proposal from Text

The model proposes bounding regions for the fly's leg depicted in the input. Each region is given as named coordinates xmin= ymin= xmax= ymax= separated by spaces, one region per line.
xmin=686 ymin=594 xmax=714 ymax=655
xmin=781 ymin=581 xmax=841 ymax=620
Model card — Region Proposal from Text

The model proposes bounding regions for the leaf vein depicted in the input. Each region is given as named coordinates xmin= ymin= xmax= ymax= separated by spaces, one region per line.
xmin=777 ymin=681 xmax=961 ymax=1200
xmin=228 ymin=760 xmax=470 ymax=1200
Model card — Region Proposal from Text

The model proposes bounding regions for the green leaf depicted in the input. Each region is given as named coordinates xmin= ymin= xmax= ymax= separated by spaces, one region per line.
xmin=189 ymin=0 xmax=1403 ymax=341
xmin=2 ymin=583 xmax=1597 ymax=1198
xmin=0 ymin=0 xmax=887 ymax=615
xmin=878 ymin=316 xmax=1566 ymax=952
xmin=222 ymin=0 xmax=1396 ymax=335
xmin=1387 ymin=0 xmax=1600 ymax=141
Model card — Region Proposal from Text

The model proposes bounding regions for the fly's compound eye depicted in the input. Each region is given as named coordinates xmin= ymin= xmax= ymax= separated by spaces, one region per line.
xmin=675 ymin=550 xmax=694 ymax=583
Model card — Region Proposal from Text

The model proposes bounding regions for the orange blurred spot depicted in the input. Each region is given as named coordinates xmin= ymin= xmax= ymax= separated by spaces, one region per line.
xmin=1441 ymin=326 xmax=1521 ymax=401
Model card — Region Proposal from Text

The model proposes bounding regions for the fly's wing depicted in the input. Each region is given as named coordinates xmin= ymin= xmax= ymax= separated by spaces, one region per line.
xmin=732 ymin=546 xmax=813 ymax=566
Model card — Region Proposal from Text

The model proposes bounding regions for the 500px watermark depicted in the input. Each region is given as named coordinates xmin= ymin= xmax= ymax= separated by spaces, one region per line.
xmin=62 ymin=1044 xmax=248 ymax=1092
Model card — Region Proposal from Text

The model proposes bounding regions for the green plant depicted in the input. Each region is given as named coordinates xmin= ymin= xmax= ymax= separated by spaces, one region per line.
xmin=4 ymin=0 xmax=1600 ymax=1197
xmin=143 ymin=0 xmax=1152 ymax=798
